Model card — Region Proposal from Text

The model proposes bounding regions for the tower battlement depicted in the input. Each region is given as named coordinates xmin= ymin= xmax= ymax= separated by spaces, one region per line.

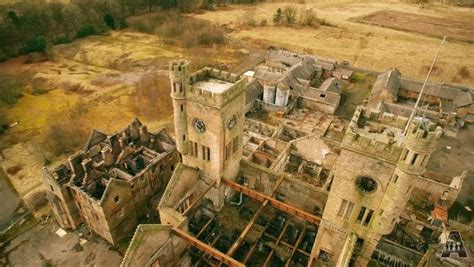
xmin=169 ymin=59 xmax=189 ymax=73
xmin=342 ymin=106 xmax=408 ymax=163
xmin=404 ymin=119 xmax=443 ymax=152
xmin=187 ymin=67 xmax=245 ymax=108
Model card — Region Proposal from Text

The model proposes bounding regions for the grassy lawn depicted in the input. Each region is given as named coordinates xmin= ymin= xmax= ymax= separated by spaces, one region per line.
xmin=336 ymin=72 xmax=375 ymax=120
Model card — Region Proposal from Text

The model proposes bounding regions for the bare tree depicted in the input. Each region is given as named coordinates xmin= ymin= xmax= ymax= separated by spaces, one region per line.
xmin=282 ymin=5 xmax=298 ymax=25
xmin=300 ymin=8 xmax=318 ymax=26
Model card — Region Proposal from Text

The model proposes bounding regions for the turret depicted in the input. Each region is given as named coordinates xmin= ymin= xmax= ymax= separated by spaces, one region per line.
xmin=397 ymin=119 xmax=443 ymax=175
xmin=169 ymin=60 xmax=189 ymax=155
xmin=375 ymin=119 xmax=443 ymax=235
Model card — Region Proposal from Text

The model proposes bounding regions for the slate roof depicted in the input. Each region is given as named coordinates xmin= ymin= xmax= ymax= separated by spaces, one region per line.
xmin=245 ymin=79 xmax=263 ymax=104
xmin=399 ymin=78 xmax=468 ymax=101
xmin=371 ymin=68 xmax=401 ymax=100
xmin=453 ymin=91 xmax=474 ymax=107
xmin=267 ymin=49 xmax=302 ymax=66
xmin=319 ymin=77 xmax=341 ymax=93
xmin=302 ymin=87 xmax=340 ymax=106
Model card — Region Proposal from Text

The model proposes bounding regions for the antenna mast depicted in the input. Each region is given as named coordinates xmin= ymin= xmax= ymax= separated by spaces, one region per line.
xmin=403 ymin=36 xmax=446 ymax=134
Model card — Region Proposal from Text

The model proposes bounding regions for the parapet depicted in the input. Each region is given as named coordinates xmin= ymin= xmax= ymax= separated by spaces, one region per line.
xmin=189 ymin=67 xmax=240 ymax=84
xmin=169 ymin=60 xmax=189 ymax=81
xmin=342 ymin=106 xmax=407 ymax=163
xmin=186 ymin=67 xmax=245 ymax=108
xmin=404 ymin=118 xmax=443 ymax=152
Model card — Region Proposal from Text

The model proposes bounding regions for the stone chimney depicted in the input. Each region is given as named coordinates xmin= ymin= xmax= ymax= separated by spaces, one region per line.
xmin=140 ymin=125 xmax=150 ymax=144
xmin=102 ymin=146 xmax=114 ymax=167
xmin=130 ymin=121 xmax=140 ymax=141
xmin=81 ymin=158 xmax=93 ymax=186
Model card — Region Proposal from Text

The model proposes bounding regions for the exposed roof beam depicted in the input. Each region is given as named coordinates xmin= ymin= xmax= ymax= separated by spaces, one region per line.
xmin=172 ymin=227 xmax=245 ymax=267
xmin=222 ymin=179 xmax=321 ymax=225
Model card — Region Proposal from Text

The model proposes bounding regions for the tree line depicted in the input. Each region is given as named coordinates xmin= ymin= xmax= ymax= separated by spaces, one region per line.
xmin=0 ymin=0 xmax=267 ymax=61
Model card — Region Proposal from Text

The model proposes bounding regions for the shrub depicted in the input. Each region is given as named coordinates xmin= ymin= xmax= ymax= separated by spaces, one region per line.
xmin=118 ymin=18 xmax=129 ymax=29
xmin=104 ymin=14 xmax=115 ymax=29
xmin=260 ymin=19 xmax=267 ymax=27
xmin=300 ymin=8 xmax=318 ymax=26
xmin=19 ymin=35 xmax=48 ymax=55
xmin=128 ymin=12 xmax=226 ymax=47
xmin=52 ymin=36 xmax=71 ymax=45
xmin=458 ymin=66 xmax=470 ymax=79
xmin=241 ymin=9 xmax=257 ymax=27
xmin=0 ymin=112 xmax=8 ymax=134
xmin=0 ymin=54 xmax=8 ymax=62
xmin=282 ymin=6 xmax=298 ymax=25
xmin=76 ymin=24 xmax=97 ymax=38
xmin=0 ymin=75 xmax=22 ymax=105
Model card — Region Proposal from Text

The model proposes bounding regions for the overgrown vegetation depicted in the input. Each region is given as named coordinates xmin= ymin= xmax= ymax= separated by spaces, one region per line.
xmin=128 ymin=12 xmax=226 ymax=47
xmin=130 ymin=74 xmax=173 ymax=121
xmin=0 ymin=75 xmax=22 ymax=105
xmin=272 ymin=5 xmax=331 ymax=27
xmin=42 ymin=101 xmax=90 ymax=156
xmin=0 ymin=0 xmax=150 ymax=60
xmin=0 ymin=0 xmax=269 ymax=60
xmin=458 ymin=66 xmax=470 ymax=79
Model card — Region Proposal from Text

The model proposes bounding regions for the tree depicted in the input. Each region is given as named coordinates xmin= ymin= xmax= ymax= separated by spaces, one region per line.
xmin=300 ymin=8 xmax=318 ymax=26
xmin=7 ymin=10 xmax=22 ymax=29
xmin=273 ymin=8 xmax=283 ymax=25
xmin=62 ymin=4 xmax=84 ymax=33
xmin=104 ymin=14 xmax=115 ymax=29
xmin=19 ymin=35 xmax=48 ymax=54
xmin=282 ymin=5 xmax=297 ymax=25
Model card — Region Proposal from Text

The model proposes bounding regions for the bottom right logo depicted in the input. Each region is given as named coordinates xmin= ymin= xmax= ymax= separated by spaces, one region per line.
xmin=441 ymin=230 xmax=468 ymax=258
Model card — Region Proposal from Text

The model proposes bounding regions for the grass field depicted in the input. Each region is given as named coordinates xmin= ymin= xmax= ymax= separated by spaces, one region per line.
xmin=192 ymin=1 xmax=474 ymax=87
xmin=355 ymin=10 xmax=474 ymax=43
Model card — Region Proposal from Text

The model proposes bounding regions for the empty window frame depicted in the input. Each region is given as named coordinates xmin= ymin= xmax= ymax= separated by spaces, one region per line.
xmin=392 ymin=174 xmax=399 ymax=183
xmin=356 ymin=207 xmax=366 ymax=223
xmin=225 ymin=142 xmax=232 ymax=160
xmin=232 ymin=136 xmax=239 ymax=153
xmin=337 ymin=199 xmax=354 ymax=219
xmin=200 ymin=145 xmax=210 ymax=161
xmin=338 ymin=200 xmax=348 ymax=217
xmin=411 ymin=153 xmax=418 ymax=165
xmin=402 ymin=149 xmax=409 ymax=161
xmin=363 ymin=209 xmax=374 ymax=226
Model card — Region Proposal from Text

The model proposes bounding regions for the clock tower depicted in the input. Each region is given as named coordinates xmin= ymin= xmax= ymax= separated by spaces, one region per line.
xmin=169 ymin=60 xmax=246 ymax=185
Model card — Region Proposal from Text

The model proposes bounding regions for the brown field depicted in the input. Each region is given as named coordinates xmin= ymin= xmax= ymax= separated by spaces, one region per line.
xmin=0 ymin=29 xmax=248 ymax=208
xmin=192 ymin=1 xmax=474 ymax=87
xmin=356 ymin=10 xmax=474 ymax=43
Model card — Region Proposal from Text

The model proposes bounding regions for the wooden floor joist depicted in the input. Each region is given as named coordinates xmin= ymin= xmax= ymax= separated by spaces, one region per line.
xmin=172 ymin=227 xmax=245 ymax=267
xmin=183 ymin=180 xmax=217 ymax=215
xmin=285 ymin=226 xmax=307 ymax=267
xmin=222 ymin=179 xmax=321 ymax=225
xmin=225 ymin=176 xmax=286 ymax=258
xmin=263 ymin=221 xmax=290 ymax=267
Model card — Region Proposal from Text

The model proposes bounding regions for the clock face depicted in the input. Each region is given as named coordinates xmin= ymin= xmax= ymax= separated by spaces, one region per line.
xmin=227 ymin=115 xmax=237 ymax=129
xmin=192 ymin=118 xmax=206 ymax=133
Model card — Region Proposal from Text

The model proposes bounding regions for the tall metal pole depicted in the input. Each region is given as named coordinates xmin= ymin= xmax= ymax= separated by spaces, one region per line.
xmin=403 ymin=36 xmax=446 ymax=134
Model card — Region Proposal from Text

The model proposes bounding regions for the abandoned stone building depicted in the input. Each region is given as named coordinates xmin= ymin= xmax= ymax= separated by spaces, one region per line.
xmin=367 ymin=67 xmax=474 ymax=135
xmin=42 ymin=119 xmax=178 ymax=245
xmin=249 ymin=48 xmax=349 ymax=114
xmin=119 ymin=54 xmax=471 ymax=267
